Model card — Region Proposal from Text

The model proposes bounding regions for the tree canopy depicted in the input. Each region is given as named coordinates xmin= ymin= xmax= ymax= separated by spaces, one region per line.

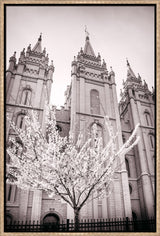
xmin=7 ymin=106 xmax=140 ymax=229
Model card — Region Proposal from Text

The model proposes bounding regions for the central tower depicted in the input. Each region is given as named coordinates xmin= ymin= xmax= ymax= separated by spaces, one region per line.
xmin=65 ymin=34 xmax=132 ymax=219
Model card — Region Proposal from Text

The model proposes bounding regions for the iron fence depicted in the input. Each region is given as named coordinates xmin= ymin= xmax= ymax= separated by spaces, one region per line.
xmin=5 ymin=217 xmax=156 ymax=232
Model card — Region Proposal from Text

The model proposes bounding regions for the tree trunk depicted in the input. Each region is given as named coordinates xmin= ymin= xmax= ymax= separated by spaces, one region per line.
xmin=74 ymin=208 xmax=80 ymax=231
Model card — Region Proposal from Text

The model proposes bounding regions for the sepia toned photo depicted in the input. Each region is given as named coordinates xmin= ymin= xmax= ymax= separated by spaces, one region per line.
xmin=2 ymin=3 xmax=157 ymax=234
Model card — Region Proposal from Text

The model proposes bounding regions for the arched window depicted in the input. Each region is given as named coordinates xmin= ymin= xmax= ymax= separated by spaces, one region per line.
xmin=90 ymin=89 xmax=100 ymax=114
xmin=21 ymin=88 xmax=32 ymax=106
xmin=43 ymin=213 xmax=60 ymax=224
xmin=125 ymin=158 xmax=130 ymax=177
xmin=144 ymin=111 xmax=152 ymax=126
xmin=91 ymin=123 xmax=103 ymax=138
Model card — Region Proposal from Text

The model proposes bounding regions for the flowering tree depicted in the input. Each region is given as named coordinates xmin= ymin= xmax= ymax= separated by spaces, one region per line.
xmin=7 ymin=106 xmax=140 ymax=231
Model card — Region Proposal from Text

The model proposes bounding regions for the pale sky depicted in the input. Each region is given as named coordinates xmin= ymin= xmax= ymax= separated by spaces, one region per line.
xmin=6 ymin=6 xmax=155 ymax=107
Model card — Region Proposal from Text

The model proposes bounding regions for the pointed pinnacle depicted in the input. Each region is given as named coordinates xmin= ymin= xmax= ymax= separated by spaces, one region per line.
xmin=126 ymin=58 xmax=130 ymax=66
xmin=38 ymin=33 xmax=42 ymax=41
xmin=85 ymin=25 xmax=90 ymax=40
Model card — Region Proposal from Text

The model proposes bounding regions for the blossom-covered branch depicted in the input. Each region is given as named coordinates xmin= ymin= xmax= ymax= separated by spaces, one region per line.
xmin=7 ymin=105 xmax=140 ymax=229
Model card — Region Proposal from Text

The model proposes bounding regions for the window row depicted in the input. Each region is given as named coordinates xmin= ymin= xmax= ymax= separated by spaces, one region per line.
xmin=19 ymin=88 xmax=154 ymax=125
xmin=15 ymin=113 xmax=104 ymax=142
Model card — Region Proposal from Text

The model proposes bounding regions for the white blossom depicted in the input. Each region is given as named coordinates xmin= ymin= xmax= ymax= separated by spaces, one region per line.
xmin=7 ymin=105 xmax=140 ymax=224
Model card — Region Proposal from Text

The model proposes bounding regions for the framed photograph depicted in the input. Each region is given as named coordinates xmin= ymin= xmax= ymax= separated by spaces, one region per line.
xmin=0 ymin=1 xmax=159 ymax=235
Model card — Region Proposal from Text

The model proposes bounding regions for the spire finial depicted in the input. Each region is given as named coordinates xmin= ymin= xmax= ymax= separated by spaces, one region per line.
xmin=102 ymin=59 xmax=107 ymax=69
xmin=27 ymin=44 xmax=31 ymax=52
xmin=38 ymin=33 xmax=42 ymax=41
xmin=20 ymin=48 xmax=25 ymax=56
xmin=85 ymin=25 xmax=89 ymax=40
xmin=126 ymin=58 xmax=130 ymax=66
xmin=97 ymin=52 xmax=101 ymax=61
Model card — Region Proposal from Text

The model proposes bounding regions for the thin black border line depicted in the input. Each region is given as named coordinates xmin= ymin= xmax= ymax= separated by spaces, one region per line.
xmin=4 ymin=3 xmax=6 ymax=232
xmin=154 ymin=2 xmax=157 ymax=231
xmin=4 ymin=3 xmax=156 ymax=6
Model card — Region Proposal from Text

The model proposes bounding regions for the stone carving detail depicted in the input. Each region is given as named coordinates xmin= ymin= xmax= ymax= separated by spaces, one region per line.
xmin=138 ymin=94 xmax=149 ymax=100
xmin=24 ymin=67 xmax=39 ymax=75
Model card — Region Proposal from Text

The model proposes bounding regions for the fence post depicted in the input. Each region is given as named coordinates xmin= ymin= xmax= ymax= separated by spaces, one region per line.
xmin=126 ymin=217 xmax=129 ymax=231
xmin=67 ymin=219 xmax=69 ymax=232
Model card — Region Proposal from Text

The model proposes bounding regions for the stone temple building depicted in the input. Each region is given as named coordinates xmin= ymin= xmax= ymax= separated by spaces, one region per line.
xmin=6 ymin=34 xmax=155 ymax=225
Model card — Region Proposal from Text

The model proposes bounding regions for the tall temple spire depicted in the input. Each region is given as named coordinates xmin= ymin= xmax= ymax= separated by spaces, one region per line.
xmin=126 ymin=58 xmax=136 ymax=78
xmin=32 ymin=33 xmax=42 ymax=53
xmin=83 ymin=27 xmax=95 ymax=57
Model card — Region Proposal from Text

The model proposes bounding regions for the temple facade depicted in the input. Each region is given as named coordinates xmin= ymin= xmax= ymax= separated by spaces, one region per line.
xmin=6 ymin=34 xmax=155 ymax=224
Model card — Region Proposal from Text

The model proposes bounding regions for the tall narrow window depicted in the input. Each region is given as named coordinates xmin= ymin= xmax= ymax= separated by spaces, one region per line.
xmin=149 ymin=135 xmax=154 ymax=149
xmin=129 ymin=184 xmax=132 ymax=194
xmin=97 ymin=189 xmax=102 ymax=218
xmin=20 ymin=116 xmax=24 ymax=128
xmin=152 ymin=156 xmax=155 ymax=170
xmin=98 ymin=204 xmax=102 ymax=218
xmin=21 ymin=89 xmax=32 ymax=106
xmin=144 ymin=112 xmax=152 ymax=126
xmin=14 ymin=186 xmax=17 ymax=202
xmin=16 ymin=114 xmax=25 ymax=129
xmin=8 ymin=185 xmax=12 ymax=201
xmin=125 ymin=158 xmax=130 ymax=177
xmin=90 ymin=89 xmax=100 ymax=114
